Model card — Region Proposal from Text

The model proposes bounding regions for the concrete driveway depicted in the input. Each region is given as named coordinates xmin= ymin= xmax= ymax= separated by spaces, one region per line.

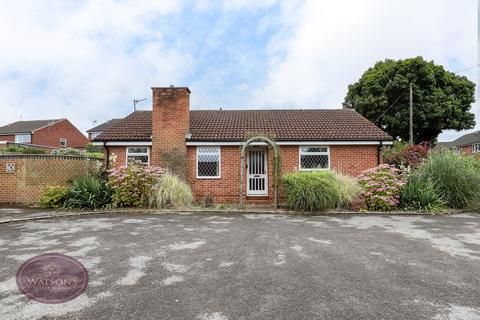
xmin=0 ymin=212 xmax=479 ymax=320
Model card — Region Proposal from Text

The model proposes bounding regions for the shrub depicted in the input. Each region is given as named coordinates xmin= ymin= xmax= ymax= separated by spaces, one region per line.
xmin=357 ymin=164 xmax=406 ymax=211
xmin=334 ymin=172 xmax=362 ymax=208
xmin=149 ymin=172 xmax=193 ymax=209
xmin=202 ymin=194 xmax=214 ymax=208
xmin=384 ymin=143 xmax=429 ymax=168
xmin=39 ymin=186 xmax=70 ymax=208
xmin=401 ymin=175 xmax=444 ymax=214
xmin=108 ymin=163 xmax=165 ymax=207
xmin=85 ymin=143 xmax=103 ymax=153
xmin=283 ymin=171 xmax=339 ymax=211
xmin=53 ymin=148 xmax=84 ymax=156
xmin=0 ymin=146 xmax=46 ymax=154
xmin=64 ymin=175 xmax=112 ymax=209
xmin=416 ymin=150 xmax=480 ymax=208
xmin=86 ymin=152 xmax=104 ymax=159
xmin=463 ymin=155 xmax=480 ymax=171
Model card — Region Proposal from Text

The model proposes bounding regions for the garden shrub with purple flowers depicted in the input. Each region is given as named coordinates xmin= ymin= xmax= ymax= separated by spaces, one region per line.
xmin=357 ymin=164 xmax=406 ymax=211
xmin=108 ymin=163 xmax=165 ymax=207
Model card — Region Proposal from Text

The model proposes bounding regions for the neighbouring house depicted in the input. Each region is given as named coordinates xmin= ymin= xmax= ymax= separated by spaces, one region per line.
xmin=93 ymin=87 xmax=392 ymax=204
xmin=438 ymin=131 xmax=480 ymax=156
xmin=87 ymin=119 xmax=121 ymax=140
xmin=0 ymin=119 xmax=89 ymax=149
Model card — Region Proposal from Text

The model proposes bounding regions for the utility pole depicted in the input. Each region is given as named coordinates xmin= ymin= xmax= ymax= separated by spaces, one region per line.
xmin=409 ymin=83 xmax=413 ymax=145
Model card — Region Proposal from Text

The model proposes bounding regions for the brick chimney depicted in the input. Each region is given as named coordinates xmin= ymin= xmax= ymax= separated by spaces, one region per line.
xmin=151 ymin=86 xmax=191 ymax=178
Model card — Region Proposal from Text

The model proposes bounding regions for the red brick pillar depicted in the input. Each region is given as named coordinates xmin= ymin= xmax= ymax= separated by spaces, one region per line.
xmin=151 ymin=87 xmax=190 ymax=179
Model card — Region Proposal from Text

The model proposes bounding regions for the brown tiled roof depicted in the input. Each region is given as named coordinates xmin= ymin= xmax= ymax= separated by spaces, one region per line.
xmin=94 ymin=109 xmax=392 ymax=142
xmin=95 ymin=111 xmax=152 ymax=141
xmin=87 ymin=118 xmax=122 ymax=133
xmin=0 ymin=119 xmax=64 ymax=135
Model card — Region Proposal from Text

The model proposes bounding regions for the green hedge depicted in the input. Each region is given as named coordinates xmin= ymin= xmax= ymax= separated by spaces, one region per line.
xmin=283 ymin=171 xmax=339 ymax=211
xmin=416 ymin=150 xmax=480 ymax=209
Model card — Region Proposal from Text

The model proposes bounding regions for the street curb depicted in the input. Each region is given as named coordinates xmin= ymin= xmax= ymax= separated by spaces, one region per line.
xmin=0 ymin=208 xmax=472 ymax=224
xmin=0 ymin=211 xmax=99 ymax=224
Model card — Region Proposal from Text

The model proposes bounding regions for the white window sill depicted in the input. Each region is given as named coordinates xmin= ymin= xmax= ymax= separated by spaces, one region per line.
xmin=196 ymin=176 xmax=221 ymax=180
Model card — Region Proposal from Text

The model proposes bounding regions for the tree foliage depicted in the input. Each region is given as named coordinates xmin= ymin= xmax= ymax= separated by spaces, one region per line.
xmin=344 ymin=57 xmax=475 ymax=143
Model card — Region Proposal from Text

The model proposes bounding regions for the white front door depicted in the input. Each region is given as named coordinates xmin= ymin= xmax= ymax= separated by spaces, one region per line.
xmin=247 ymin=149 xmax=268 ymax=196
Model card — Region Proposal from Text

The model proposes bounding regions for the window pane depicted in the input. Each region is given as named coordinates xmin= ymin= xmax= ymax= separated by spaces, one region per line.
xmin=300 ymin=146 xmax=328 ymax=153
xmin=301 ymin=155 xmax=329 ymax=169
xmin=127 ymin=155 xmax=148 ymax=164
xmin=15 ymin=134 xmax=31 ymax=143
xmin=198 ymin=146 xmax=219 ymax=154
xmin=198 ymin=153 xmax=219 ymax=177
xmin=127 ymin=147 xmax=148 ymax=154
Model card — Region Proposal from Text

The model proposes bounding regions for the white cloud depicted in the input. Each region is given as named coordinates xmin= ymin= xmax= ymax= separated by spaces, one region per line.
xmin=250 ymin=0 xmax=477 ymax=140
xmin=0 ymin=0 xmax=476 ymax=142
xmin=0 ymin=0 xmax=191 ymax=132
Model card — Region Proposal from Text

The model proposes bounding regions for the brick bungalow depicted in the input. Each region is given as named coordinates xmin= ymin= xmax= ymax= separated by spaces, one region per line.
xmin=93 ymin=87 xmax=392 ymax=204
xmin=438 ymin=131 xmax=480 ymax=157
xmin=0 ymin=119 xmax=89 ymax=150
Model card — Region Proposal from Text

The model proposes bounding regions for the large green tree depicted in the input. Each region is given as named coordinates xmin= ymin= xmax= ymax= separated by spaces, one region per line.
xmin=343 ymin=56 xmax=476 ymax=143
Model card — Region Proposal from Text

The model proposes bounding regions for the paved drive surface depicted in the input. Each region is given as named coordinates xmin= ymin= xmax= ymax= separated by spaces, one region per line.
xmin=0 ymin=212 xmax=479 ymax=319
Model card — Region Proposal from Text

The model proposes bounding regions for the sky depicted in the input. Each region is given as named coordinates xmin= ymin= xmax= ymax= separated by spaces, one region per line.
xmin=0 ymin=0 xmax=477 ymax=142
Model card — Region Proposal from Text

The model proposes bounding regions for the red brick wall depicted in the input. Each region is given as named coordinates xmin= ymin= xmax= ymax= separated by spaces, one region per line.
xmin=107 ymin=146 xmax=127 ymax=166
xmin=457 ymin=145 xmax=480 ymax=158
xmin=0 ymin=135 xmax=15 ymax=142
xmin=0 ymin=155 xmax=99 ymax=204
xmin=330 ymin=145 xmax=379 ymax=176
xmin=151 ymin=87 xmax=190 ymax=178
xmin=187 ymin=144 xmax=380 ymax=204
xmin=31 ymin=119 xmax=89 ymax=149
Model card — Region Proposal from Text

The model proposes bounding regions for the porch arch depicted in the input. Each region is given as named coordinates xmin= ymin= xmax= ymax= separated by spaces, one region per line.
xmin=239 ymin=136 xmax=281 ymax=209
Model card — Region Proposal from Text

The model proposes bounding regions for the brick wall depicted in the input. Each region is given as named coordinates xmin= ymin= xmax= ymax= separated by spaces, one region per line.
xmin=0 ymin=155 xmax=99 ymax=204
xmin=458 ymin=145 xmax=480 ymax=157
xmin=32 ymin=119 xmax=89 ymax=149
xmin=107 ymin=146 xmax=127 ymax=166
xmin=187 ymin=144 xmax=380 ymax=204
xmin=0 ymin=135 xmax=15 ymax=142
xmin=151 ymin=87 xmax=190 ymax=178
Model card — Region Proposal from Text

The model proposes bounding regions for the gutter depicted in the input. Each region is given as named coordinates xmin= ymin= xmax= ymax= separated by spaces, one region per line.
xmin=377 ymin=141 xmax=383 ymax=165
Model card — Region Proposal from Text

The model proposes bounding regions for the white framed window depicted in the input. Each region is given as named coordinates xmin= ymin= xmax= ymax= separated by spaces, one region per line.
xmin=126 ymin=147 xmax=150 ymax=165
xmin=15 ymin=134 xmax=31 ymax=143
xmin=454 ymin=147 xmax=461 ymax=155
xmin=299 ymin=146 xmax=330 ymax=170
xmin=59 ymin=138 xmax=67 ymax=147
xmin=196 ymin=146 xmax=221 ymax=179
xmin=472 ymin=144 xmax=480 ymax=153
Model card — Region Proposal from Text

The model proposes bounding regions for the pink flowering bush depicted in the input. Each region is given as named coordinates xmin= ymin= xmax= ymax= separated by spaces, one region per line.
xmin=357 ymin=164 xmax=406 ymax=211
xmin=108 ymin=162 xmax=165 ymax=207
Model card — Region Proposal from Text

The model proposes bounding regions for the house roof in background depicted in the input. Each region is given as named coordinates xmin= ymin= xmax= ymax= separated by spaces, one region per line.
xmin=87 ymin=118 xmax=122 ymax=133
xmin=437 ymin=141 xmax=454 ymax=148
xmin=94 ymin=109 xmax=392 ymax=142
xmin=0 ymin=119 xmax=64 ymax=135
xmin=94 ymin=111 xmax=152 ymax=141
xmin=447 ymin=130 xmax=480 ymax=148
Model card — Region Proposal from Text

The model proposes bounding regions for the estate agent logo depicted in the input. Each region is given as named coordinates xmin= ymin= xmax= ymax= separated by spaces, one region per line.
xmin=16 ymin=253 xmax=88 ymax=304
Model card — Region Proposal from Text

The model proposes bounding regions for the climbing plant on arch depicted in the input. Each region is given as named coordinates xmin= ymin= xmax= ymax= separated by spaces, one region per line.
xmin=239 ymin=135 xmax=282 ymax=209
